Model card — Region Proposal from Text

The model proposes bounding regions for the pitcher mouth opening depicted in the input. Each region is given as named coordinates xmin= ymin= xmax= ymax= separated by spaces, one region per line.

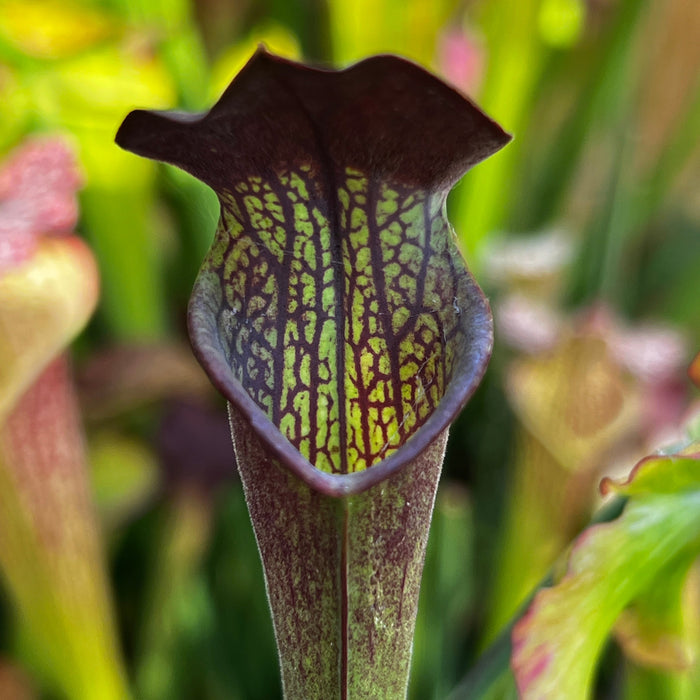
xmin=117 ymin=49 xmax=509 ymax=496
xmin=188 ymin=255 xmax=493 ymax=497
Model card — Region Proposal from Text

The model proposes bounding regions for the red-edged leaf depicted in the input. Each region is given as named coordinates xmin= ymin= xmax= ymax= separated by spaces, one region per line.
xmin=512 ymin=447 xmax=700 ymax=700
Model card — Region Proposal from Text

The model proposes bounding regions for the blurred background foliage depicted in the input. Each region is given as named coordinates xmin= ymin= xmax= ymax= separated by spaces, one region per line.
xmin=0 ymin=0 xmax=699 ymax=698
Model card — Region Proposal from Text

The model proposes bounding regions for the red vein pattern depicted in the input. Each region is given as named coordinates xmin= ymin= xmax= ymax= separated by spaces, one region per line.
xmin=202 ymin=163 xmax=467 ymax=473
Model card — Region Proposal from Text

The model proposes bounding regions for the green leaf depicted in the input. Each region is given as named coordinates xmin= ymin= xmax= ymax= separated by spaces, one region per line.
xmin=614 ymin=551 xmax=697 ymax=672
xmin=511 ymin=448 xmax=700 ymax=700
xmin=447 ymin=499 xmax=628 ymax=700
xmin=116 ymin=49 xmax=509 ymax=698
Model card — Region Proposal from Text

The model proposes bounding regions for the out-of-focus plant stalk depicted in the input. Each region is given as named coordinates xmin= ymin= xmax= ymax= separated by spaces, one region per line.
xmin=485 ymin=430 xmax=570 ymax=639
xmin=134 ymin=398 xmax=235 ymax=700
xmin=485 ymin=329 xmax=640 ymax=640
xmin=136 ymin=488 xmax=212 ymax=700
xmin=520 ymin=0 xmax=648 ymax=231
xmin=451 ymin=0 xmax=546 ymax=260
xmin=327 ymin=0 xmax=457 ymax=68
xmin=0 ymin=359 xmax=130 ymax=700
xmin=411 ymin=484 xmax=475 ymax=699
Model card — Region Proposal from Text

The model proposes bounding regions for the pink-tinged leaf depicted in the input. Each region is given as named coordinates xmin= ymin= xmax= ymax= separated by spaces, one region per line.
xmin=437 ymin=27 xmax=485 ymax=96
xmin=602 ymin=429 xmax=700 ymax=687
xmin=0 ymin=137 xmax=82 ymax=272
xmin=0 ymin=138 xmax=98 ymax=422
xmin=116 ymin=49 xmax=508 ymax=698
xmin=512 ymin=450 xmax=700 ymax=700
